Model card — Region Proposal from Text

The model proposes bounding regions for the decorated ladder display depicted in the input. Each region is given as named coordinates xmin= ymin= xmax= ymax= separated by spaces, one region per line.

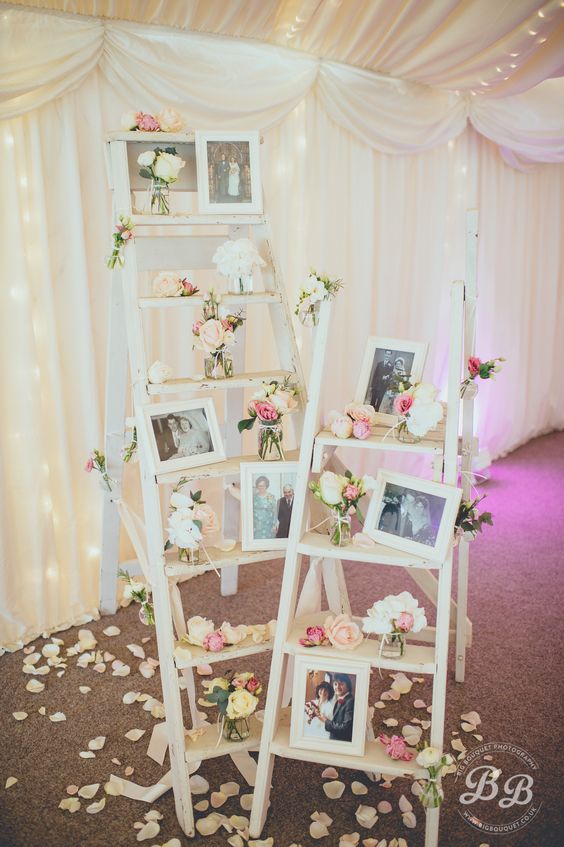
xmin=101 ymin=124 xmax=315 ymax=836
xmin=249 ymin=285 xmax=466 ymax=847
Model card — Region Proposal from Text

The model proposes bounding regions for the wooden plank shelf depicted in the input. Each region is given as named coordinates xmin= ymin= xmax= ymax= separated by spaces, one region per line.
xmin=165 ymin=544 xmax=284 ymax=577
xmin=131 ymin=214 xmax=267 ymax=227
xmin=298 ymin=531 xmax=442 ymax=569
xmin=139 ymin=292 xmax=282 ymax=309
xmin=157 ymin=450 xmax=300 ymax=485
xmin=147 ymin=370 xmax=294 ymax=395
xmin=175 ymin=637 xmax=273 ymax=670
xmin=184 ymin=715 xmax=263 ymax=764
xmin=314 ymin=424 xmax=444 ymax=455
xmin=106 ymin=131 xmax=196 ymax=143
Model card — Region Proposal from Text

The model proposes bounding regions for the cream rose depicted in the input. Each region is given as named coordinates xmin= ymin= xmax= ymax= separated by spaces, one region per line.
xmin=331 ymin=415 xmax=353 ymax=439
xmin=197 ymin=319 xmax=225 ymax=354
xmin=219 ymin=622 xmax=248 ymax=645
xmin=193 ymin=503 xmax=220 ymax=535
xmin=185 ymin=615 xmax=215 ymax=646
xmin=344 ymin=403 xmax=378 ymax=425
xmin=169 ymin=492 xmax=191 ymax=509
xmin=152 ymin=272 xmax=184 ymax=297
xmin=318 ymin=471 xmax=344 ymax=506
xmin=407 ymin=399 xmax=443 ymax=436
xmin=153 ymin=151 xmax=185 ymax=183
xmin=121 ymin=110 xmax=139 ymax=130
xmin=157 ymin=107 xmax=184 ymax=133
xmin=270 ymin=390 xmax=298 ymax=414
xmin=206 ymin=676 xmax=229 ymax=692
xmin=147 ymin=360 xmax=172 ymax=384
xmin=226 ymin=688 xmax=258 ymax=720
xmin=416 ymin=746 xmax=443 ymax=768
xmin=324 ymin=613 xmax=364 ymax=650
xmin=137 ymin=150 xmax=156 ymax=167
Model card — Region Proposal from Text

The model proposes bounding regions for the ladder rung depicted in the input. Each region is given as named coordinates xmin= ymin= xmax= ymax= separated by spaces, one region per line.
xmin=147 ymin=371 xmax=295 ymax=395
xmin=131 ymin=214 xmax=267 ymax=227
xmin=298 ymin=531 xmax=442 ymax=569
xmin=165 ymin=544 xmax=284 ymax=577
xmin=139 ymin=293 xmax=283 ymax=309
xmin=315 ymin=426 xmax=445 ymax=455
xmin=156 ymin=450 xmax=300 ymax=485
xmin=184 ymin=714 xmax=262 ymax=763
xmin=175 ymin=638 xmax=273 ymax=670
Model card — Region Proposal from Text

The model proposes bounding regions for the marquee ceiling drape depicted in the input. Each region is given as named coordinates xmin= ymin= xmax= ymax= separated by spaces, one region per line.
xmin=0 ymin=3 xmax=563 ymax=651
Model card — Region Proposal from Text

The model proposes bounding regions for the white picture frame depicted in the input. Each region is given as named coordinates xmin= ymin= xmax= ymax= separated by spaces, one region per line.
xmin=143 ymin=398 xmax=225 ymax=475
xmin=195 ymin=131 xmax=263 ymax=214
xmin=354 ymin=336 xmax=428 ymax=424
xmin=363 ymin=470 xmax=462 ymax=562
xmin=289 ymin=655 xmax=370 ymax=758
xmin=240 ymin=462 xmax=299 ymax=551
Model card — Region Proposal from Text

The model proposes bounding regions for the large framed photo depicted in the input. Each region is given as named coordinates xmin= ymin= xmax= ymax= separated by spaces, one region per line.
xmin=195 ymin=131 xmax=262 ymax=214
xmin=355 ymin=336 xmax=428 ymax=423
xmin=143 ymin=398 xmax=225 ymax=475
xmin=240 ymin=462 xmax=299 ymax=551
xmin=289 ymin=656 xmax=370 ymax=758
xmin=364 ymin=470 xmax=462 ymax=562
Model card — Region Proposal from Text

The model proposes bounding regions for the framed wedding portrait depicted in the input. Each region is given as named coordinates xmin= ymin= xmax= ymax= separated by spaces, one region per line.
xmin=355 ymin=336 xmax=428 ymax=423
xmin=240 ymin=462 xmax=299 ymax=552
xmin=289 ymin=656 xmax=370 ymax=757
xmin=195 ymin=130 xmax=263 ymax=214
xmin=364 ymin=470 xmax=462 ymax=562
xmin=143 ymin=398 xmax=225 ymax=475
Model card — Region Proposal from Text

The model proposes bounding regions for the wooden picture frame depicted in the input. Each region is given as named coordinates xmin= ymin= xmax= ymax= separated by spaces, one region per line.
xmin=195 ymin=131 xmax=262 ymax=214
xmin=143 ymin=398 xmax=225 ymax=475
xmin=240 ymin=462 xmax=299 ymax=551
xmin=289 ymin=655 xmax=370 ymax=758
xmin=354 ymin=336 xmax=428 ymax=424
xmin=364 ymin=470 xmax=462 ymax=562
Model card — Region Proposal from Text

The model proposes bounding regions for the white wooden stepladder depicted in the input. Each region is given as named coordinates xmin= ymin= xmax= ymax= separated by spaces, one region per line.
xmin=103 ymin=130 xmax=309 ymax=836
xmin=250 ymin=283 xmax=465 ymax=847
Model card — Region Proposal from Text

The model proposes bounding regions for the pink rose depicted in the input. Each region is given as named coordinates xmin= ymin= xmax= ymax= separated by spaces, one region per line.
xmin=352 ymin=419 xmax=371 ymax=439
xmin=202 ymin=630 xmax=226 ymax=653
xmin=394 ymin=393 xmax=414 ymax=416
xmin=344 ymin=403 xmax=377 ymax=425
xmin=378 ymin=733 xmax=414 ymax=761
xmin=395 ymin=612 xmax=414 ymax=633
xmin=121 ymin=229 xmax=132 ymax=240
xmin=254 ymin=401 xmax=279 ymax=422
xmin=343 ymin=484 xmax=359 ymax=501
xmin=136 ymin=112 xmax=161 ymax=132
xmin=246 ymin=676 xmax=261 ymax=694
xmin=324 ymin=614 xmax=363 ymax=650
xmin=85 ymin=457 xmax=94 ymax=472
xmin=192 ymin=319 xmax=203 ymax=335
xmin=221 ymin=319 xmax=231 ymax=330
xmin=468 ymin=356 xmax=481 ymax=377
xmin=153 ymin=272 xmax=184 ymax=297
xmin=182 ymin=280 xmax=197 ymax=294
xmin=197 ymin=319 xmax=225 ymax=353
xmin=299 ymin=625 xmax=327 ymax=647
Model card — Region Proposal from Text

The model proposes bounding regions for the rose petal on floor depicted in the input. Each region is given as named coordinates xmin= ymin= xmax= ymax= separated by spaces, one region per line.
xmin=88 ymin=736 xmax=106 ymax=751
xmin=403 ymin=809 xmax=417 ymax=827
xmin=373 ymin=701 xmax=386 ymax=709
xmin=79 ymin=751 xmax=96 ymax=759
xmin=339 ymin=834 xmax=360 ymax=846
xmin=323 ymin=780 xmax=345 ymax=799
xmin=189 ymin=774 xmax=210 ymax=794
xmin=321 ymin=767 xmax=339 ymax=779
xmin=104 ymin=779 xmax=124 ymax=796
xmin=26 ymin=680 xmax=45 ymax=694
xmin=125 ymin=766 xmax=135 ymax=776
xmin=355 ymin=804 xmax=378 ymax=828
xmin=382 ymin=718 xmax=398 ymax=727
xmin=240 ymin=793 xmax=253 ymax=811
xmin=78 ymin=783 xmax=99 ymax=799
xmin=5 ymin=777 xmax=17 ymax=789
xmin=92 ymin=663 xmax=106 ymax=673
xmin=125 ymin=728 xmax=146 ymax=742
xmin=311 ymin=811 xmax=333 ymax=826
xmin=310 ymin=821 xmax=329 ymax=838
xmin=137 ymin=820 xmax=160 ymax=840
xmin=79 ymin=686 xmax=91 ymax=694
xmin=195 ymin=800 xmax=209 ymax=811
xmin=211 ymin=791 xmax=228 ymax=808
xmin=248 ymin=839 xmax=273 ymax=847
xmin=127 ymin=643 xmax=146 ymax=659
xmin=390 ymin=673 xmax=412 ymax=695
xmin=196 ymin=814 xmax=223 ymax=836
xmin=229 ymin=815 xmax=249 ymax=830
xmin=413 ymin=699 xmax=426 ymax=708
xmin=398 ymin=795 xmax=412 ymax=813
xmin=196 ymin=663 xmax=213 ymax=675
xmin=12 ymin=712 xmax=28 ymax=721
xmin=221 ymin=781 xmax=240 ymax=797
xmin=139 ymin=661 xmax=156 ymax=679
xmin=351 ymin=782 xmax=368 ymax=795
xmin=103 ymin=626 xmax=120 ymax=636
xmin=49 ymin=712 xmax=66 ymax=722
xmin=144 ymin=809 xmax=163 ymax=822
xmin=59 ymin=797 xmax=80 ymax=812
xmin=377 ymin=801 xmax=392 ymax=814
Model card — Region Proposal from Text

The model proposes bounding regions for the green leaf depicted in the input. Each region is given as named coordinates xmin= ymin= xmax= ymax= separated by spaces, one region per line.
xmin=164 ymin=147 xmax=177 ymax=155
xmin=345 ymin=470 xmax=352 ymax=480
xmin=194 ymin=520 xmax=202 ymax=531
xmin=191 ymin=490 xmax=202 ymax=502
xmin=238 ymin=418 xmax=255 ymax=433
xmin=164 ymin=540 xmax=172 ymax=551
xmin=139 ymin=167 xmax=153 ymax=179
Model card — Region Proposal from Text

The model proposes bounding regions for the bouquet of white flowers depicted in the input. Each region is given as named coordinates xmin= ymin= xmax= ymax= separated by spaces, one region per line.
xmin=295 ymin=269 xmax=343 ymax=326
xmin=393 ymin=382 xmax=444 ymax=440
xmin=415 ymin=746 xmax=454 ymax=807
xmin=212 ymin=238 xmax=266 ymax=294
xmin=137 ymin=147 xmax=185 ymax=214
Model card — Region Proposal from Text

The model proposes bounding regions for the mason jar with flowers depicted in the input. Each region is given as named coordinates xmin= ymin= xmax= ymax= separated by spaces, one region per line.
xmin=362 ymin=591 xmax=427 ymax=658
xmin=392 ymin=383 xmax=444 ymax=444
xmin=309 ymin=470 xmax=367 ymax=546
xmin=137 ymin=147 xmax=185 ymax=215
xmin=203 ymin=671 xmax=263 ymax=742
xmin=164 ymin=485 xmax=219 ymax=565
xmin=238 ymin=378 xmax=299 ymax=461
xmin=192 ymin=290 xmax=244 ymax=379
xmin=212 ymin=238 xmax=266 ymax=295
xmin=415 ymin=746 xmax=454 ymax=808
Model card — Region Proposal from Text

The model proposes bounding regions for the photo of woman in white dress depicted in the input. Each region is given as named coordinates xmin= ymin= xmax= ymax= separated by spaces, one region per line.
xmin=303 ymin=681 xmax=335 ymax=740
xmin=173 ymin=411 xmax=212 ymax=457
xmin=228 ymin=155 xmax=240 ymax=198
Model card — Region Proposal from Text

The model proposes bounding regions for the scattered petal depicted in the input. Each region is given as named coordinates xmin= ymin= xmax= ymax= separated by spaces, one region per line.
xmin=195 ymin=800 xmax=209 ymax=812
xmin=311 ymin=811 xmax=333 ymax=826
xmin=323 ymin=780 xmax=345 ymax=799
xmin=25 ymin=680 xmax=45 ymax=694
xmin=402 ymin=725 xmax=422 ymax=747
xmin=103 ymin=651 xmax=115 ymax=662
xmin=420 ymin=720 xmax=431 ymax=730
xmin=92 ymin=663 xmax=106 ymax=673
xmin=382 ymin=718 xmax=398 ymax=727
xmin=123 ymin=691 xmax=141 ymax=705
xmin=398 ymin=795 xmax=412 ymax=813
xmin=136 ymin=820 xmax=160 ymax=841
xmin=79 ymin=686 xmax=91 ymax=694
xmin=104 ymin=779 xmax=123 ymax=796
xmin=361 ymin=841 xmax=379 ymax=847
xmin=12 ymin=712 xmax=28 ymax=721
xmin=79 ymin=751 xmax=96 ymax=759
xmin=88 ymin=736 xmax=106 ymax=751
xmin=411 ymin=781 xmax=424 ymax=797
xmin=78 ymin=630 xmax=97 ymax=649
xmin=461 ymin=710 xmax=481 ymax=728
xmin=473 ymin=734 xmax=484 ymax=741
xmin=66 ymin=785 xmax=79 ymax=795
xmin=112 ymin=663 xmax=131 ymax=677
xmin=59 ymin=797 xmax=80 ymax=812
xmin=340 ymin=834 xmax=360 ymax=846
xmin=127 ymin=643 xmax=146 ymax=659
xmin=413 ymin=699 xmax=426 ymax=708
xmin=211 ymin=791 xmax=228 ymax=808
xmin=310 ymin=821 xmax=329 ymax=839
xmin=484 ymin=755 xmax=493 ymax=762
xmin=49 ymin=712 xmax=66 ymax=722
xmin=248 ymin=840 xmax=273 ymax=847
xmin=139 ymin=661 xmax=156 ymax=679
xmin=451 ymin=738 xmax=467 ymax=753
xmin=78 ymin=783 xmax=100 ymax=799
xmin=125 ymin=766 xmax=135 ymax=776
xmin=351 ymin=782 xmax=368 ymax=796
xmin=189 ymin=774 xmax=209 ymax=794
xmin=221 ymin=782 xmax=240 ymax=797
xmin=228 ymin=837 xmax=245 ymax=847
xmin=23 ymin=653 xmax=41 ymax=666
xmin=373 ymin=701 xmax=386 ymax=709
xmin=390 ymin=673 xmax=412 ymax=695
xmin=377 ymin=801 xmax=392 ymax=814
xmin=145 ymin=810 xmax=163 ymax=822
xmin=355 ymin=805 xmax=378 ymax=828
xmin=230 ymin=815 xmax=250 ymax=830
xmin=240 ymin=793 xmax=253 ymax=811
xmin=197 ymin=663 xmax=213 ymax=675
xmin=23 ymin=646 xmax=36 ymax=654
xmin=162 ymin=841 xmax=181 ymax=847
xmin=403 ymin=811 xmax=417 ymax=828
xmin=103 ymin=626 xmax=120 ymax=636
xmin=5 ymin=777 xmax=17 ymax=789
xmin=321 ymin=767 xmax=339 ymax=779
xmin=125 ymin=728 xmax=146 ymax=742
xmin=196 ymin=815 xmax=223 ymax=836
xmin=86 ymin=798 xmax=106 ymax=814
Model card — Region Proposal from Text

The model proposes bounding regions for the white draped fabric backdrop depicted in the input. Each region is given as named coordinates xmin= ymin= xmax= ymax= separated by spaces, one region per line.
xmin=0 ymin=7 xmax=563 ymax=650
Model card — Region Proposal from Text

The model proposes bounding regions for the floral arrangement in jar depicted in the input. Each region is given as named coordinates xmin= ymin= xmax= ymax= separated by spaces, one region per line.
xmin=192 ymin=290 xmax=244 ymax=379
xmin=454 ymin=494 xmax=493 ymax=543
xmin=362 ymin=591 xmax=427 ymax=657
xmin=121 ymin=107 xmax=185 ymax=133
xmin=295 ymin=269 xmax=343 ymax=326
xmin=309 ymin=470 xmax=367 ymax=547
xmin=392 ymin=382 xmax=443 ymax=442
xmin=212 ymin=238 xmax=266 ymax=295
xmin=202 ymin=671 xmax=263 ymax=742
xmin=460 ymin=355 xmax=505 ymax=397
xmin=237 ymin=378 xmax=299 ymax=460
xmin=106 ymin=215 xmax=135 ymax=269
xmin=118 ymin=569 xmax=155 ymax=625
xmin=164 ymin=485 xmax=219 ymax=565
xmin=299 ymin=614 xmax=363 ymax=650
xmin=416 ymin=746 xmax=454 ymax=807
xmin=327 ymin=403 xmax=378 ymax=440
xmin=152 ymin=271 xmax=199 ymax=298
xmin=137 ymin=147 xmax=185 ymax=214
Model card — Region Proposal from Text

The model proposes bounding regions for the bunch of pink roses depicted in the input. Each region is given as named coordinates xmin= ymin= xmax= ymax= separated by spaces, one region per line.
xmin=299 ymin=614 xmax=363 ymax=650
xmin=192 ymin=290 xmax=244 ymax=355
xmin=238 ymin=378 xmax=299 ymax=432
xmin=378 ymin=733 xmax=414 ymax=761
xmin=120 ymin=107 xmax=185 ymax=133
xmin=106 ymin=215 xmax=135 ymax=269
xmin=461 ymin=355 xmax=505 ymax=397
xmin=328 ymin=403 xmax=378 ymax=440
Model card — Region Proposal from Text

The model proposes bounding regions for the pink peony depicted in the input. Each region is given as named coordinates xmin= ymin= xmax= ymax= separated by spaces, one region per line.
xmin=136 ymin=112 xmax=161 ymax=132
xmin=378 ymin=733 xmax=414 ymax=761
xmin=202 ymin=630 xmax=226 ymax=652
xmin=254 ymin=401 xmax=279 ymax=422
xmin=343 ymin=484 xmax=359 ymax=501
xmin=468 ymin=356 xmax=481 ymax=377
xmin=85 ymin=457 xmax=94 ymax=472
xmin=221 ymin=319 xmax=231 ymax=330
xmin=352 ymin=419 xmax=371 ymax=440
xmin=182 ymin=280 xmax=197 ymax=294
xmin=394 ymin=393 xmax=414 ymax=416
xmin=324 ymin=614 xmax=363 ymax=650
xmin=246 ymin=676 xmax=261 ymax=694
xmin=299 ymin=625 xmax=327 ymax=647
xmin=395 ymin=612 xmax=414 ymax=632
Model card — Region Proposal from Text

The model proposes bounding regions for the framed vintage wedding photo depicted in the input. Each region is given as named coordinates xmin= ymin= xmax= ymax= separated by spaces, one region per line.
xmin=289 ymin=655 xmax=370 ymax=758
xmin=354 ymin=336 xmax=428 ymax=423
xmin=240 ymin=462 xmax=299 ymax=552
xmin=195 ymin=131 xmax=263 ymax=214
xmin=143 ymin=398 xmax=225 ymax=475
xmin=364 ymin=470 xmax=462 ymax=562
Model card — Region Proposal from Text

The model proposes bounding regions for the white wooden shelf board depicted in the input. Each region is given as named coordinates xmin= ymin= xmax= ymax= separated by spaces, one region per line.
xmin=131 ymin=214 xmax=267 ymax=227
xmin=147 ymin=370 xmax=294 ymax=395
xmin=298 ymin=531 xmax=442 ymax=569
xmin=175 ymin=637 xmax=273 ymax=670
xmin=184 ymin=716 xmax=262 ymax=763
xmin=139 ymin=292 xmax=282 ymax=309
xmin=315 ymin=425 xmax=444 ymax=455
xmin=157 ymin=450 xmax=300 ymax=485
xmin=165 ymin=544 xmax=284 ymax=577
xmin=106 ymin=131 xmax=196 ymax=143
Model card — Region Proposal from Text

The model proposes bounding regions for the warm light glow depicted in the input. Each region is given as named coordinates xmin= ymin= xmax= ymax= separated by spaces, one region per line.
xmin=448 ymin=139 xmax=455 ymax=149
xmin=87 ymin=546 xmax=100 ymax=559
xmin=4 ymin=133 xmax=14 ymax=146
xmin=43 ymin=495 xmax=53 ymax=513
xmin=510 ymin=52 xmax=520 ymax=57
xmin=527 ymin=29 xmax=538 ymax=35
xmin=46 ymin=567 xmax=58 ymax=580
xmin=10 ymin=286 xmax=27 ymax=302
xmin=537 ymin=9 xmax=545 ymax=16
xmin=23 ymin=211 xmax=31 ymax=223
xmin=537 ymin=36 xmax=547 ymax=42
xmin=20 ymin=175 xmax=28 ymax=188
xmin=496 ymin=66 xmax=503 ymax=72
xmin=480 ymin=81 xmax=489 ymax=86
xmin=510 ymin=63 xmax=518 ymax=68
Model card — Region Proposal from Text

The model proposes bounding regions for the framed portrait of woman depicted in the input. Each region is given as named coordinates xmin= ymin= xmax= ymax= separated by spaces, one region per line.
xmin=289 ymin=655 xmax=370 ymax=758
xmin=354 ymin=336 xmax=428 ymax=424
xmin=240 ymin=462 xmax=299 ymax=551
xmin=363 ymin=470 xmax=462 ymax=562
xmin=195 ymin=131 xmax=263 ymax=214
xmin=142 ymin=398 xmax=225 ymax=475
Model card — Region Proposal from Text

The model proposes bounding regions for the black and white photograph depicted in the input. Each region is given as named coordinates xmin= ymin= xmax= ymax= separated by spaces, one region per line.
xmin=290 ymin=657 xmax=369 ymax=757
xmin=195 ymin=131 xmax=262 ymax=214
xmin=355 ymin=336 xmax=428 ymax=420
xmin=240 ymin=462 xmax=298 ymax=551
xmin=364 ymin=470 xmax=462 ymax=562
xmin=143 ymin=398 xmax=225 ymax=475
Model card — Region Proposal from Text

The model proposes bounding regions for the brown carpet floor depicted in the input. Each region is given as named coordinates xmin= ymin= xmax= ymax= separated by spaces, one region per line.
xmin=1 ymin=431 xmax=563 ymax=847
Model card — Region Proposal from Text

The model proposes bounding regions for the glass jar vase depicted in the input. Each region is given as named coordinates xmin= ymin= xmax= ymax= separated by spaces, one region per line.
xmin=380 ymin=631 xmax=406 ymax=658
xmin=229 ymin=274 xmax=253 ymax=295
xmin=222 ymin=717 xmax=251 ymax=742
xmin=178 ymin=546 xmax=200 ymax=565
xmin=204 ymin=350 xmax=234 ymax=380
xmin=395 ymin=422 xmax=422 ymax=444
xmin=147 ymin=178 xmax=171 ymax=215
xmin=257 ymin=421 xmax=284 ymax=461
xmin=328 ymin=510 xmax=352 ymax=547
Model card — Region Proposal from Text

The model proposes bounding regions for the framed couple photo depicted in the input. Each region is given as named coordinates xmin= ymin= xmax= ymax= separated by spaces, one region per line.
xmin=195 ymin=130 xmax=262 ymax=214
xmin=355 ymin=336 xmax=428 ymax=423
xmin=240 ymin=462 xmax=298 ymax=551
xmin=143 ymin=398 xmax=225 ymax=475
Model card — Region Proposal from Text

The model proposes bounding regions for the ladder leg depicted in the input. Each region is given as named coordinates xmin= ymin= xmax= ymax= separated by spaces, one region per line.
xmin=424 ymin=806 xmax=440 ymax=847
xmin=455 ymin=539 xmax=470 ymax=682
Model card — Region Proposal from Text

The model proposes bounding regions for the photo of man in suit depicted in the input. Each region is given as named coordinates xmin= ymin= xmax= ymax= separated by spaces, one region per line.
xmin=152 ymin=414 xmax=180 ymax=461
xmin=312 ymin=673 xmax=355 ymax=742
xmin=276 ymin=484 xmax=294 ymax=538
xmin=216 ymin=152 xmax=230 ymax=200
xmin=368 ymin=349 xmax=393 ymax=411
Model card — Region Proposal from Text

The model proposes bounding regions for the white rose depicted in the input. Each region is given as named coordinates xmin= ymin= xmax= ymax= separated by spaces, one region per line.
xmin=186 ymin=615 xmax=215 ymax=647
xmin=308 ymin=279 xmax=326 ymax=304
xmin=362 ymin=600 xmax=393 ymax=634
xmin=302 ymin=274 xmax=319 ymax=295
xmin=121 ymin=110 xmax=139 ymax=130
xmin=331 ymin=415 xmax=353 ymax=439
xmin=137 ymin=150 xmax=156 ymax=167
xmin=416 ymin=747 xmax=443 ymax=768
xmin=410 ymin=606 xmax=427 ymax=632
xmin=219 ymin=621 xmax=248 ymax=645
xmin=157 ymin=107 xmax=184 ymax=133
xmin=153 ymin=151 xmax=185 ymax=183
xmin=270 ymin=390 xmax=298 ymax=415
xmin=412 ymin=383 xmax=438 ymax=403
xmin=318 ymin=471 xmax=344 ymax=506
xmin=169 ymin=492 xmax=192 ymax=509
xmin=226 ymin=688 xmax=258 ymax=720
xmin=407 ymin=400 xmax=443 ymax=436
xmin=167 ymin=508 xmax=202 ymax=548
xmin=152 ymin=272 xmax=184 ymax=297
xmin=123 ymin=580 xmax=149 ymax=600
xmin=147 ymin=360 xmax=172 ymax=384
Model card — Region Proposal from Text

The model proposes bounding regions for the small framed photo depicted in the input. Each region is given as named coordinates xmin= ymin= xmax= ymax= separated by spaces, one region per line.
xmin=240 ymin=462 xmax=299 ymax=551
xmin=143 ymin=399 xmax=225 ymax=475
xmin=289 ymin=656 xmax=370 ymax=758
xmin=195 ymin=131 xmax=262 ymax=214
xmin=354 ymin=337 xmax=428 ymax=423
xmin=364 ymin=470 xmax=462 ymax=562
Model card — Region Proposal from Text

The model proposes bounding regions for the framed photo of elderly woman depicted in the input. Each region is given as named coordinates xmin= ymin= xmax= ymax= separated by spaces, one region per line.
xmin=363 ymin=470 xmax=462 ymax=562
xmin=240 ymin=462 xmax=299 ymax=551
xmin=289 ymin=656 xmax=370 ymax=757
xmin=195 ymin=131 xmax=263 ymax=214
xmin=354 ymin=336 xmax=428 ymax=424
xmin=143 ymin=398 xmax=225 ymax=475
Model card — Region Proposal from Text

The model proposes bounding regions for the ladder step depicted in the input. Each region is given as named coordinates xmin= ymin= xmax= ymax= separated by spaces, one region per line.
xmin=139 ymin=293 xmax=283 ymax=309
xmin=184 ymin=715 xmax=262 ymax=763
xmin=165 ymin=544 xmax=284 ymax=577
xmin=298 ymin=531 xmax=442 ymax=569
xmin=131 ymin=214 xmax=267 ymax=227
xmin=315 ymin=425 xmax=445 ymax=455
xmin=157 ymin=450 xmax=300 ymax=485
xmin=147 ymin=370 xmax=295 ymax=395
xmin=175 ymin=638 xmax=273 ymax=670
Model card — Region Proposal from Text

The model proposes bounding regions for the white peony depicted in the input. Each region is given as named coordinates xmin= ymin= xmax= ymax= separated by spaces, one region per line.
xmin=169 ymin=492 xmax=192 ymax=509
xmin=363 ymin=592 xmax=427 ymax=634
xmin=411 ymin=382 xmax=439 ymax=403
xmin=157 ymin=107 xmax=184 ymax=133
xmin=416 ymin=747 xmax=443 ymax=768
xmin=301 ymin=274 xmax=319 ymax=295
xmin=212 ymin=238 xmax=265 ymax=277
xmin=331 ymin=415 xmax=353 ymax=439
xmin=167 ymin=508 xmax=202 ymax=549
xmin=121 ymin=110 xmax=139 ymax=130
xmin=137 ymin=150 xmax=156 ymax=167
xmin=407 ymin=399 xmax=444 ymax=437
xmin=153 ymin=151 xmax=185 ymax=183
xmin=269 ymin=390 xmax=298 ymax=415
xmin=147 ymin=360 xmax=172 ymax=384
xmin=308 ymin=278 xmax=327 ymax=304
xmin=318 ymin=471 xmax=344 ymax=506
xmin=185 ymin=615 xmax=214 ymax=646
xmin=152 ymin=272 xmax=184 ymax=297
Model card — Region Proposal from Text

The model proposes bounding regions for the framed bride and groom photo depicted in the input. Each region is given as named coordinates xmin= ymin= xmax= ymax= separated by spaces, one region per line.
xmin=195 ymin=130 xmax=263 ymax=214
xmin=143 ymin=398 xmax=225 ymax=475
xmin=355 ymin=336 xmax=428 ymax=423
